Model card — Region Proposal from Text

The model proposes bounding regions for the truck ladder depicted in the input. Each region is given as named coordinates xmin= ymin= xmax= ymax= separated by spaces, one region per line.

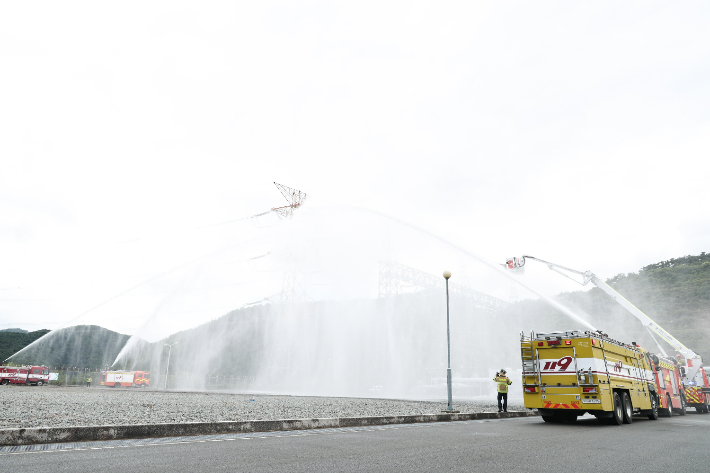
xmin=521 ymin=330 xmax=540 ymax=386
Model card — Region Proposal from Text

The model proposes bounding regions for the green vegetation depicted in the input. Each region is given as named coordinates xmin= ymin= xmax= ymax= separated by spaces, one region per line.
xmin=0 ymin=329 xmax=50 ymax=364
xmin=8 ymin=325 xmax=130 ymax=369
xmin=600 ymin=252 xmax=710 ymax=360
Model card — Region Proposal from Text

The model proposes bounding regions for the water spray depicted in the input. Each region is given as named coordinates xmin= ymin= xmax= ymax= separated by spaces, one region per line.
xmin=360 ymin=208 xmax=596 ymax=331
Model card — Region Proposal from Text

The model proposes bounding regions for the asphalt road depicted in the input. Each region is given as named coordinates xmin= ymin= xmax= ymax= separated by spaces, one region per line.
xmin=3 ymin=412 xmax=709 ymax=472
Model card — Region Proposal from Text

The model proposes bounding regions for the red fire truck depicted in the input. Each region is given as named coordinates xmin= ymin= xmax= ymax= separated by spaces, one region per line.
xmin=100 ymin=370 xmax=151 ymax=388
xmin=0 ymin=366 xmax=50 ymax=386
xmin=647 ymin=353 xmax=686 ymax=416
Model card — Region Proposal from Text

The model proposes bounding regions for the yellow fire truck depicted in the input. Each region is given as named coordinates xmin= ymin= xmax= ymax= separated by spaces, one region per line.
xmin=521 ymin=330 xmax=659 ymax=424
xmin=507 ymin=255 xmax=710 ymax=414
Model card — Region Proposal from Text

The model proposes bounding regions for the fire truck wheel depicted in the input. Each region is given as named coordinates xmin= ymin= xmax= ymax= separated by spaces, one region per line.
xmin=621 ymin=392 xmax=633 ymax=424
xmin=664 ymin=395 xmax=673 ymax=417
xmin=36 ymin=381 xmax=43 ymax=386
xmin=646 ymin=394 xmax=659 ymax=420
xmin=678 ymin=395 xmax=687 ymax=416
xmin=0 ymin=380 xmax=8 ymax=386
xmin=114 ymin=383 xmax=121 ymax=388
xmin=541 ymin=415 xmax=562 ymax=423
xmin=610 ymin=392 xmax=624 ymax=425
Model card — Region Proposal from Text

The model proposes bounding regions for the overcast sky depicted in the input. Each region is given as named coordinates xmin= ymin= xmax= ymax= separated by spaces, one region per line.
xmin=2 ymin=1 xmax=709 ymax=334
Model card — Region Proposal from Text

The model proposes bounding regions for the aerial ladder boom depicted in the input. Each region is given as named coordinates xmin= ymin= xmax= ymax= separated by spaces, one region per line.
xmin=507 ymin=255 xmax=703 ymax=384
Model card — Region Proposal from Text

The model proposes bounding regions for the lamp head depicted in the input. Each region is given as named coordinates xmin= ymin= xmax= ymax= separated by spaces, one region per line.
xmin=443 ymin=270 xmax=451 ymax=280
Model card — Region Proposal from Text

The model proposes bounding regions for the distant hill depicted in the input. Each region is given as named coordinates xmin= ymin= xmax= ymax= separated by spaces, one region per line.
xmin=0 ymin=329 xmax=50 ymax=364
xmin=513 ymin=251 xmax=710 ymax=361
xmin=0 ymin=328 xmax=28 ymax=333
xmin=7 ymin=325 xmax=130 ymax=369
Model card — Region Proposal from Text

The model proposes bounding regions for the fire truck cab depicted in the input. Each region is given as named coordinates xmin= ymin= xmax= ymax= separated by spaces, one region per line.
xmin=25 ymin=366 xmax=50 ymax=386
xmin=521 ymin=330 xmax=658 ymax=425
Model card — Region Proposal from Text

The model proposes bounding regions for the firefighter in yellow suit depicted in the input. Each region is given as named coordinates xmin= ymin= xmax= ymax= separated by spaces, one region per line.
xmin=494 ymin=369 xmax=512 ymax=412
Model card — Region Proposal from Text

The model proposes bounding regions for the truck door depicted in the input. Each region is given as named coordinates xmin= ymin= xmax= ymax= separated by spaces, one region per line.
xmin=601 ymin=347 xmax=628 ymax=388
xmin=631 ymin=356 xmax=651 ymax=409
xmin=669 ymin=370 xmax=678 ymax=395
xmin=538 ymin=346 xmax=578 ymax=386
xmin=658 ymin=368 xmax=666 ymax=391
xmin=631 ymin=357 xmax=642 ymax=390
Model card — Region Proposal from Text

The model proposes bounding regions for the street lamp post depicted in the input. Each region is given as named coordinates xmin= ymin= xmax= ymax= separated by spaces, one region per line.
xmin=164 ymin=342 xmax=178 ymax=389
xmin=442 ymin=270 xmax=457 ymax=413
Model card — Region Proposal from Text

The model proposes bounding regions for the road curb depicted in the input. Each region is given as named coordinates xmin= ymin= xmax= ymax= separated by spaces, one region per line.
xmin=0 ymin=410 xmax=538 ymax=446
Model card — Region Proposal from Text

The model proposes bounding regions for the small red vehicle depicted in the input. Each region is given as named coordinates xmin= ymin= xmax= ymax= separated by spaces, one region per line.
xmin=99 ymin=370 xmax=151 ymax=388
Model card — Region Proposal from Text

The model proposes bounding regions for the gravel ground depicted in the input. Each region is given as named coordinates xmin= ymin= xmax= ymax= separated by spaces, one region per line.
xmin=0 ymin=386 xmax=525 ymax=429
